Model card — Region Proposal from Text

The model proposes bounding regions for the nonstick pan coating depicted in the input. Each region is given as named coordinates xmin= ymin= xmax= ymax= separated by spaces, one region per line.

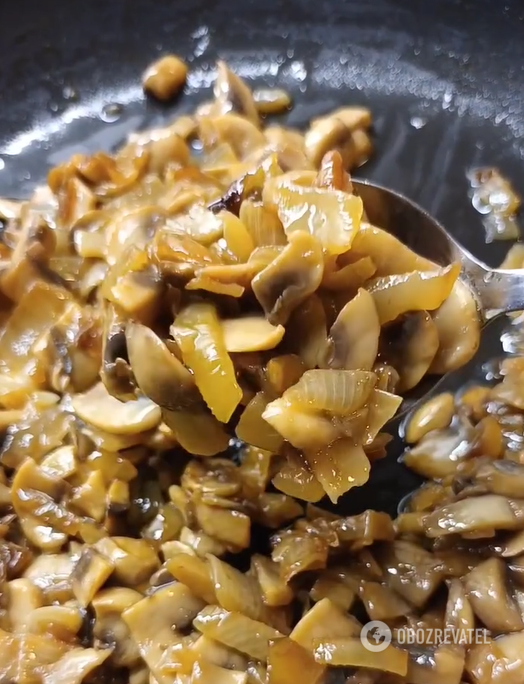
xmin=0 ymin=0 xmax=523 ymax=515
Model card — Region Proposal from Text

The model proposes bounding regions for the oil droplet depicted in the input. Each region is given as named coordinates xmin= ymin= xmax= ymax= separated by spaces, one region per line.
xmin=191 ymin=25 xmax=210 ymax=57
xmin=100 ymin=103 xmax=123 ymax=123
xmin=286 ymin=48 xmax=295 ymax=59
xmin=410 ymin=116 xmax=427 ymax=129
xmin=48 ymin=102 xmax=59 ymax=113
xmin=191 ymin=138 xmax=203 ymax=153
xmin=289 ymin=60 xmax=307 ymax=82
xmin=442 ymin=90 xmax=453 ymax=110
xmin=62 ymin=86 xmax=78 ymax=101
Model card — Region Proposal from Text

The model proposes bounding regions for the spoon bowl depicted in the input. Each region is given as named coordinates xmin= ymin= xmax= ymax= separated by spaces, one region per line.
xmin=353 ymin=179 xmax=524 ymax=412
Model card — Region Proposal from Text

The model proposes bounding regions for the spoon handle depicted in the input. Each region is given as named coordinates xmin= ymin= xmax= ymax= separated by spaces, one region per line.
xmin=461 ymin=254 xmax=524 ymax=319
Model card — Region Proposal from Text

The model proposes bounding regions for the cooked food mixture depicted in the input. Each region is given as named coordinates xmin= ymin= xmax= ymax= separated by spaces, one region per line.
xmin=0 ymin=57 xmax=511 ymax=684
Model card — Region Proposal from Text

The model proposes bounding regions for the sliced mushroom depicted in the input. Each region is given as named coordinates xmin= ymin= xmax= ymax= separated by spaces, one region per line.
xmin=122 ymin=582 xmax=205 ymax=679
xmin=7 ymin=578 xmax=44 ymax=632
xmin=305 ymin=117 xmax=354 ymax=168
xmin=26 ymin=605 xmax=83 ymax=642
xmin=142 ymin=54 xmax=188 ymax=101
xmin=253 ymin=88 xmax=292 ymax=115
xmin=194 ymin=503 xmax=251 ymax=551
xmin=94 ymin=537 xmax=160 ymax=587
xmin=72 ymin=382 xmax=161 ymax=435
xmin=470 ymin=460 xmax=524 ymax=498
xmin=312 ymin=107 xmax=372 ymax=132
xmin=381 ymin=311 xmax=440 ymax=392
xmin=429 ymin=279 xmax=481 ymax=374
xmin=464 ymin=557 xmax=523 ymax=633
xmin=100 ymin=303 xmax=136 ymax=401
xmin=126 ymin=322 xmax=201 ymax=411
xmin=206 ymin=114 xmax=266 ymax=160
xmin=214 ymin=61 xmax=260 ymax=126
xmin=71 ymin=547 xmax=114 ymax=608
xmin=444 ymin=578 xmax=475 ymax=638
xmin=423 ymin=495 xmax=524 ymax=537
xmin=189 ymin=635 xmax=248 ymax=671
xmin=0 ymin=217 xmax=57 ymax=302
xmin=252 ymin=231 xmax=324 ymax=325
xmin=324 ymin=288 xmax=380 ymax=370
xmin=405 ymin=392 xmax=455 ymax=443
xmin=92 ymin=587 xmax=142 ymax=667
xmin=220 ymin=316 xmax=285 ymax=353
xmin=378 ymin=540 xmax=444 ymax=608
xmin=359 ymin=581 xmax=412 ymax=621
xmin=403 ymin=421 xmax=475 ymax=479
xmin=262 ymin=128 xmax=313 ymax=172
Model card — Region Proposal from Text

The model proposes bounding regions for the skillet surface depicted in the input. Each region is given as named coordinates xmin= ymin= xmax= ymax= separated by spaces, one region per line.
xmin=0 ymin=0 xmax=523 ymax=514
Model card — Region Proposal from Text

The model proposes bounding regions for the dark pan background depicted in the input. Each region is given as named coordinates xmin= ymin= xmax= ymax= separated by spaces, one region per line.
xmin=0 ymin=0 xmax=523 ymax=514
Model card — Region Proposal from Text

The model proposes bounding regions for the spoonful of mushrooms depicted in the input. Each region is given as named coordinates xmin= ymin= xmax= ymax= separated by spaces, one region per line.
xmin=353 ymin=179 xmax=524 ymax=410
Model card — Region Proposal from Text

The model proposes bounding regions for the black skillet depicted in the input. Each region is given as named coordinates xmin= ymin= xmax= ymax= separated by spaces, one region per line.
xmin=0 ymin=0 xmax=523 ymax=516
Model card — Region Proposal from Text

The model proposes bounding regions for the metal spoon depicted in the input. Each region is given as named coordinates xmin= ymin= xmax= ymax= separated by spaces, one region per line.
xmin=353 ymin=179 xmax=524 ymax=410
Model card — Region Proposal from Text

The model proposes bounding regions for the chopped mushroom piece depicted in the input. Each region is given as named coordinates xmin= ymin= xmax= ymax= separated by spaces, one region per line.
xmin=42 ymin=647 xmax=112 ymax=684
xmin=72 ymin=382 xmax=161 ymax=435
xmin=405 ymin=393 xmax=455 ymax=444
xmin=71 ymin=547 xmax=114 ymax=607
xmin=123 ymin=582 xmax=205 ymax=678
xmin=220 ymin=316 xmax=285 ymax=352
xmin=8 ymin=578 xmax=44 ymax=632
xmin=92 ymin=587 xmax=142 ymax=667
xmin=252 ymin=231 xmax=324 ymax=325
xmin=381 ymin=311 xmax=440 ymax=392
xmin=0 ymin=59 xmax=505 ymax=684
xmin=126 ymin=322 xmax=201 ymax=411
xmin=305 ymin=117 xmax=354 ymax=168
xmin=464 ymin=558 xmax=524 ymax=633
xmin=143 ymin=54 xmax=188 ymax=101
xmin=253 ymin=88 xmax=292 ymax=115
xmin=95 ymin=537 xmax=160 ymax=587
xmin=26 ymin=605 xmax=83 ymax=642
xmin=324 ymin=288 xmax=380 ymax=371
xmin=214 ymin=61 xmax=260 ymax=125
